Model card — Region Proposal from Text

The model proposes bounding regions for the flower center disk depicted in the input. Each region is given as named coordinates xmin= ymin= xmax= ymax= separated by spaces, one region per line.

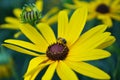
xmin=46 ymin=38 xmax=69 ymax=60
xmin=96 ymin=4 xmax=110 ymax=14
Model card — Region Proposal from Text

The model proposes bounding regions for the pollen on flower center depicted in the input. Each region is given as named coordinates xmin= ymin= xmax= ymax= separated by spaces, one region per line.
xmin=96 ymin=4 xmax=110 ymax=14
xmin=46 ymin=38 xmax=69 ymax=60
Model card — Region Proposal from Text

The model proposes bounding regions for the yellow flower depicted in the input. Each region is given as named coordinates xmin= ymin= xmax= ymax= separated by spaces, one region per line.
xmin=0 ymin=63 xmax=13 ymax=78
xmin=0 ymin=47 xmax=14 ymax=79
xmin=3 ymin=7 xmax=115 ymax=80
xmin=65 ymin=0 xmax=120 ymax=27
xmin=0 ymin=0 xmax=59 ymax=38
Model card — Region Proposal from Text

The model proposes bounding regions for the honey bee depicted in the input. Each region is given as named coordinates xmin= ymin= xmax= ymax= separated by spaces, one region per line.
xmin=57 ymin=37 xmax=67 ymax=44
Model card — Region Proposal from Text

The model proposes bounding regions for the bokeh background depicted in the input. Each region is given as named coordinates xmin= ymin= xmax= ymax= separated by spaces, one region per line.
xmin=0 ymin=0 xmax=120 ymax=80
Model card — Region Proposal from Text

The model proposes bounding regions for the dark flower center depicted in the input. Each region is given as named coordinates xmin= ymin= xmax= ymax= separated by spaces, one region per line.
xmin=96 ymin=4 xmax=110 ymax=14
xmin=46 ymin=38 xmax=69 ymax=60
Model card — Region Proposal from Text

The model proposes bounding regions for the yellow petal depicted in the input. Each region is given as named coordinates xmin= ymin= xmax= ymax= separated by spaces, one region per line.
xmin=111 ymin=14 xmax=120 ymax=21
xmin=24 ymin=68 xmax=41 ymax=80
xmin=13 ymin=8 xmax=22 ymax=18
xmin=56 ymin=61 xmax=78 ymax=80
xmin=97 ymin=36 xmax=116 ymax=49
xmin=95 ymin=0 xmax=103 ymax=4
xmin=102 ymin=0 xmax=111 ymax=5
xmin=64 ymin=3 xmax=77 ymax=9
xmin=30 ymin=68 xmax=42 ymax=80
xmin=42 ymin=61 xmax=58 ymax=80
xmin=37 ymin=23 xmax=56 ymax=44
xmin=111 ymin=0 xmax=120 ymax=8
xmin=46 ymin=13 xmax=58 ymax=25
xmin=24 ymin=56 xmax=47 ymax=76
xmin=82 ymin=32 xmax=111 ymax=49
xmin=5 ymin=17 xmax=20 ymax=25
xmin=65 ymin=61 xmax=110 ymax=79
xmin=3 ymin=44 xmax=40 ymax=56
xmin=73 ymin=0 xmax=88 ymax=7
xmin=87 ymin=1 xmax=97 ymax=13
xmin=41 ymin=7 xmax=59 ymax=21
xmin=24 ymin=64 xmax=48 ymax=80
xmin=103 ymin=17 xmax=113 ymax=27
xmin=58 ymin=10 xmax=68 ymax=38
xmin=14 ymin=31 xmax=22 ymax=38
xmin=19 ymin=24 xmax=48 ymax=49
xmin=66 ymin=7 xmax=87 ymax=46
xmin=35 ymin=0 xmax=43 ymax=11
xmin=24 ymin=56 xmax=52 ymax=80
xmin=29 ymin=61 xmax=52 ymax=80
xmin=66 ymin=49 xmax=111 ymax=61
xmin=71 ymin=32 xmax=111 ymax=52
xmin=0 ymin=24 xmax=19 ymax=29
xmin=4 ymin=39 xmax=45 ymax=53
xmin=87 ymin=13 xmax=96 ymax=20
xmin=111 ymin=5 xmax=120 ymax=13
xmin=98 ymin=15 xmax=113 ymax=27
xmin=71 ymin=25 xmax=107 ymax=49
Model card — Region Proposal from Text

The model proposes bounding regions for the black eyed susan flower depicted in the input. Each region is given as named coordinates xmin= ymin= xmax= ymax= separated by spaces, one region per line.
xmin=0 ymin=0 xmax=59 ymax=38
xmin=65 ymin=0 xmax=120 ymax=27
xmin=3 ymin=7 xmax=115 ymax=80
